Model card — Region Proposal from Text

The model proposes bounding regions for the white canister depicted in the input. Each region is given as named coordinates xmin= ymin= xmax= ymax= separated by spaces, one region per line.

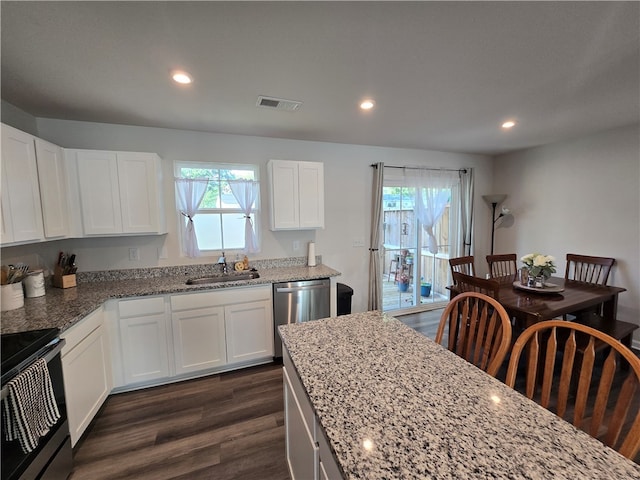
xmin=1 ymin=282 xmax=25 ymax=311
xmin=24 ymin=270 xmax=46 ymax=298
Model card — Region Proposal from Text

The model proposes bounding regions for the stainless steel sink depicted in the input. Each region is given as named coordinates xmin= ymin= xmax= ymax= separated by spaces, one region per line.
xmin=185 ymin=271 xmax=260 ymax=285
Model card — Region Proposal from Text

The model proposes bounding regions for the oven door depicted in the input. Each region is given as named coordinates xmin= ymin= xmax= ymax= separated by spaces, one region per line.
xmin=1 ymin=338 xmax=72 ymax=480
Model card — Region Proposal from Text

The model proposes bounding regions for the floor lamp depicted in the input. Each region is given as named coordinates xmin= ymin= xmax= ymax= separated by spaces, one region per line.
xmin=482 ymin=194 xmax=507 ymax=255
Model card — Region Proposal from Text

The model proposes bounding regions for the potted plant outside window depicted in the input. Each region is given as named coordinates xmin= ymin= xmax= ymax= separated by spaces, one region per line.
xmin=420 ymin=278 xmax=432 ymax=297
xmin=398 ymin=274 xmax=410 ymax=292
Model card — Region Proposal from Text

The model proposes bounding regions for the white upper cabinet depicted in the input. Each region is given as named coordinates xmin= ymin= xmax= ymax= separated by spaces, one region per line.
xmin=267 ymin=160 xmax=324 ymax=230
xmin=34 ymin=138 xmax=69 ymax=238
xmin=0 ymin=124 xmax=45 ymax=244
xmin=70 ymin=149 xmax=166 ymax=236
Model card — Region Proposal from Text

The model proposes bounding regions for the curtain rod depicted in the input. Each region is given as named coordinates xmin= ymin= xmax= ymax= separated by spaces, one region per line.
xmin=371 ymin=164 xmax=468 ymax=174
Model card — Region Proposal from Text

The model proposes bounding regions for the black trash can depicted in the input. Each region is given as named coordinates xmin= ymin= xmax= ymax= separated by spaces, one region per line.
xmin=336 ymin=283 xmax=353 ymax=316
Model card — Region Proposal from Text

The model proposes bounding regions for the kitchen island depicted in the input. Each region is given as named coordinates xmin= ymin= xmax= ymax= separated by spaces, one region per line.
xmin=1 ymin=263 xmax=340 ymax=334
xmin=279 ymin=311 xmax=640 ymax=479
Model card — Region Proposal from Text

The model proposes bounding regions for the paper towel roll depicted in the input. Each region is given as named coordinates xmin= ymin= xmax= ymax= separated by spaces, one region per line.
xmin=307 ymin=242 xmax=317 ymax=267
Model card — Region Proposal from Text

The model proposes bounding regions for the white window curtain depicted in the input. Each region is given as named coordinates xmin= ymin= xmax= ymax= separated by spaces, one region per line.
xmin=229 ymin=179 xmax=260 ymax=254
xmin=408 ymin=170 xmax=460 ymax=255
xmin=175 ymin=177 xmax=209 ymax=257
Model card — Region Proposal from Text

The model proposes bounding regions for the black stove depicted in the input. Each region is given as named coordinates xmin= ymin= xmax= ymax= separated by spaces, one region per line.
xmin=1 ymin=328 xmax=59 ymax=385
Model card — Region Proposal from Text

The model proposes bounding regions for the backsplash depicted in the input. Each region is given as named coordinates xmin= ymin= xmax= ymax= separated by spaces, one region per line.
xmin=76 ymin=256 xmax=321 ymax=283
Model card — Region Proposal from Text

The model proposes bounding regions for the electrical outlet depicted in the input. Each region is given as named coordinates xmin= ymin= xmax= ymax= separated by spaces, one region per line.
xmin=129 ymin=247 xmax=140 ymax=261
xmin=293 ymin=240 xmax=300 ymax=251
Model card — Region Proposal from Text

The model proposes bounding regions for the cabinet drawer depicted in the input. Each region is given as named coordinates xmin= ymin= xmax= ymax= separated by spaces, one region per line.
xmin=171 ymin=285 xmax=270 ymax=311
xmin=61 ymin=307 xmax=104 ymax=357
xmin=118 ymin=296 xmax=165 ymax=317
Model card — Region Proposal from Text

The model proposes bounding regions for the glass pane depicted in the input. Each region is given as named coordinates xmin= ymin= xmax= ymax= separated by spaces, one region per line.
xmin=221 ymin=213 xmax=247 ymax=249
xmin=193 ymin=214 xmax=222 ymax=251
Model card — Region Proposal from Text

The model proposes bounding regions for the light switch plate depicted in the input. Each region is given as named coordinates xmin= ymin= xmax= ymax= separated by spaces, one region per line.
xmin=352 ymin=238 xmax=365 ymax=247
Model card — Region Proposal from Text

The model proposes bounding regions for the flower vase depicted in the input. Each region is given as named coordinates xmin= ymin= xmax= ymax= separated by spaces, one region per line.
xmin=534 ymin=275 xmax=545 ymax=288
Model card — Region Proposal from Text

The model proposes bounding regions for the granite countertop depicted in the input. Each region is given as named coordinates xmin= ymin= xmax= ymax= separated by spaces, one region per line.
xmin=1 ymin=264 xmax=340 ymax=334
xmin=279 ymin=311 xmax=640 ymax=479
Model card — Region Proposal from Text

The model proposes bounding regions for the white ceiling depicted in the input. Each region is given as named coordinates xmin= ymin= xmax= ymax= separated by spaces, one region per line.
xmin=2 ymin=2 xmax=638 ymax=155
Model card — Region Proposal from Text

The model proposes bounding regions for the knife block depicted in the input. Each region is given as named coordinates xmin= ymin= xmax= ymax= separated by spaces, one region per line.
xmin=53 ymin=266 xmax=77 ymax=289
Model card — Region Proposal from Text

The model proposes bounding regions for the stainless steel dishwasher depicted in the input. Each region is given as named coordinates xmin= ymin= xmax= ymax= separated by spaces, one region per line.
xmin=273 ymin=278 xmax=331 ymax=358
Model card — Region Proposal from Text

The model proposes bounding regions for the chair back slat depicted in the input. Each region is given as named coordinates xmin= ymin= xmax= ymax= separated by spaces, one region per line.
xmin=608 ymin=375 xmax=639 ymax=455
xmin=486 ymin=253 xmax=518 ymax=278
xmin=565 ymin=253 xmax=615 ymax=286
xmin=540 ymin=327 xmax=558 ymax=409
xmin=556 ymin=332 xmax=576 ymax=418
xmin=525 ymin=334 xmax=539 ymax=399
xmin=506 ymin=320 xmax=640 ymax=459
xmin=590 ymin=350 xmax=616 ymax=438
xmin=435 ymin=292 xmax=512 ymax=378
xmin=574 ymin=337 xmax=596 ymax=427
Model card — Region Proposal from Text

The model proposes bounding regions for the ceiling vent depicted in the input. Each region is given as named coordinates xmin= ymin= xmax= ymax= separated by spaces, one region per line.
xmin=256 ymin=96 xmax=302 ymax=112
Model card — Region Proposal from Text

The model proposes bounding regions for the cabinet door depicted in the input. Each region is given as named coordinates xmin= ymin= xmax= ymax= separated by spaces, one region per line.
xmin=284 ymin=367 xmax=319 ymax=480
xmin=0 ymin=124 xmax=44 ymax=243
xmin=225 ymin=299 xmax=273 ymax=363
xmin=77 ymin=150 xmax=122 ymax=235
xmin=117 ymin=153 xmax=164 ymax=234
xmin=269 ymin=160 xmax=300 ymax=230
xmin=119 ymin=313 xmax=170 ymax=384
xmin=298 ymin=161 xmax=324 ymax=229
xmin=172 ymin=306 xmax=227 ymax=374
xmin=34 ymin=138 xmax=69 ymax=238
xmin=62 ymin=324 xmax=112 ymax=447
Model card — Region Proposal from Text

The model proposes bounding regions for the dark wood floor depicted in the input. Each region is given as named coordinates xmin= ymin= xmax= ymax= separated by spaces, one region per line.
xmin=69 ymin=309 xmax=638 ymax=479
xmin=69 ymin=364 xmax=288 ymax=480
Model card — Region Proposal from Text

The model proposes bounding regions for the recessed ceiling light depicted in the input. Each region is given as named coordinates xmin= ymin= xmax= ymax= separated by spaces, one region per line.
xmin=501 ymin=120 xmax=516 ymax=129
xmin=360 ymin=99 xmax=375 ymax=110
xmin=172 ymin=71 xmax=193 ymax=85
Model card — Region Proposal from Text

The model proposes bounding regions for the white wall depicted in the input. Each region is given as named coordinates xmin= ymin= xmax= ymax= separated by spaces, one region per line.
xmin=2 ymin=118 xmax=492 ymax=313
xmin=493 ymin=124 xmax=640 ymax=345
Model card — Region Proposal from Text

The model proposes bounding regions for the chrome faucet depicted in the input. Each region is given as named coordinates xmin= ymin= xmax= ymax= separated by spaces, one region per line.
xmin=218 ymin=251 xmax=228 ymax=275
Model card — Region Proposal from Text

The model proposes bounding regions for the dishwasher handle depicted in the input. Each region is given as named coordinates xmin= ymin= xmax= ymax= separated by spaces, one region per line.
xmin=275 ymin=283 xmax=329 ymax=293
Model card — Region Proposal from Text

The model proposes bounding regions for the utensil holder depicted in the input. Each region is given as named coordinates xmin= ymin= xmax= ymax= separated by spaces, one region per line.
xmin=1 ymin=282 xmax=25 ymax=311
xmin=53 ymin=266 xmax=77 ymax=289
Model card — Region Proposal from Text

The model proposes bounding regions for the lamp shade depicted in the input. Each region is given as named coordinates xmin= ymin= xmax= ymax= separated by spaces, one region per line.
xmin=482 ymin=194 xmax=507 ymax=205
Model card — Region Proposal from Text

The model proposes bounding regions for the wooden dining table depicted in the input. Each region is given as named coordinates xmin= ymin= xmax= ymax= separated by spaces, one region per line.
xmin=493 ymin=274 xmax=626 ymax=329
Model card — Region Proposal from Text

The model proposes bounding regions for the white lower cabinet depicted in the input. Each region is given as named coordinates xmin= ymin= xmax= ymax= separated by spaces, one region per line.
xmin=225 ymin=299 xmax=273 ymax=363
xmin=110 ymin=286 xmax=273 ymax=391
xmin=117 ymin=296 xmax=171 ymax=385
xmin=172 ymin=306 xmax=226 ymax=374
xmin=60 ymin=307 xmax=112 ymax=447
xmin=284 ymin=348 xmax=342 ymax=480
xmin=171 ymin=285 xmax=273 ymax=374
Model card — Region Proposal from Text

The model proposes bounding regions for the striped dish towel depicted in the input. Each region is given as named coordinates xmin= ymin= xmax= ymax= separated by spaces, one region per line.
xmin=2 ymin=358 xmax=61 ymax=453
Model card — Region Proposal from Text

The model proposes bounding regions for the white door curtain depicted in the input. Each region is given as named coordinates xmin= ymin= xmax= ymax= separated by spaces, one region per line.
xmin=368 ymin=162 xmax=384 ymax=311
xmin=229 ymin=179 xmax=260 ymax=254
xmin=407 ymin=169 xmax=461 ymax=255
xmin=175 ymin=177 xmax=209 ymax=257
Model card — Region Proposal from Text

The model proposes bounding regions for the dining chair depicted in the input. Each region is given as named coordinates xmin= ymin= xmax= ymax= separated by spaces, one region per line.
xmin=449 ymin=255 xmax=475 ymax=278
xmin=452 ymin=272 xmax=500 ymax=299
xmin=565 ymin=253 xmax=615 ymax=286
xmin=435 ymin=292 xmax=512 ymax=378
xmin=505 ymin=320 xmax=640 ymax=459
xmin=563 ymin=253 xmax=634 ymax=346
xmin=486 ymin=253 xmax=518 ymax=278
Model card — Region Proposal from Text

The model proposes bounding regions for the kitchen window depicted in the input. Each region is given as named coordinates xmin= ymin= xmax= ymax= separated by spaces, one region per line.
xmin=174 ymin=162 xmax=260 ymax=255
